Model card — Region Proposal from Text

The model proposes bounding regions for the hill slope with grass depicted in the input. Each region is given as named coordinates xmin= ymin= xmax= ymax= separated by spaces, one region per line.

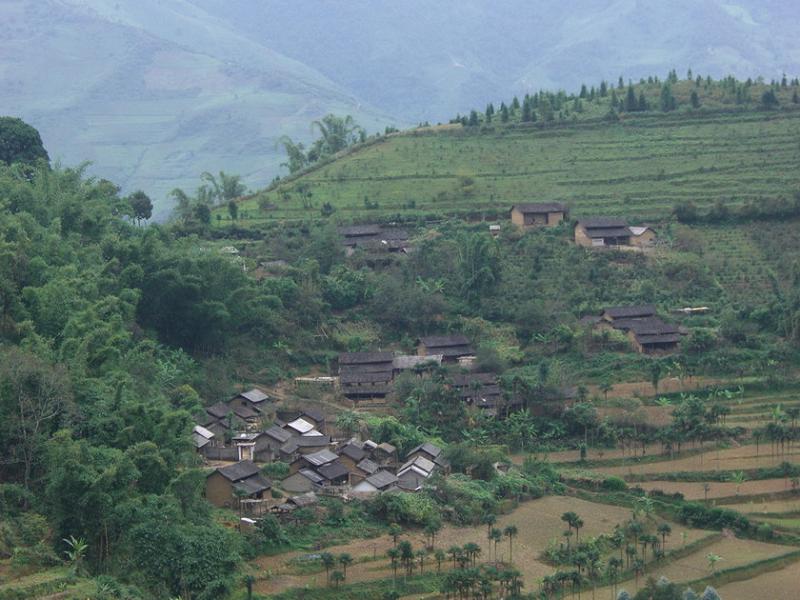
xmin=229 ymin=79 xmax=800 ymax=224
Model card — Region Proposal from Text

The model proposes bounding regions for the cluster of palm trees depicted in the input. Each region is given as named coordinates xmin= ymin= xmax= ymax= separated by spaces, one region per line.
xmin=277 ymin=114 xmax=366 ymax=174
xmin=755 ymin=404 xmax=800 ymax=457
xmin=170 ymin=170 xmax=247 ymax=223
xmin=542 ymin=509 xmax=674 ymax=599
xmin=318 ymin=551 xmax=353 ymax=588
xmin=440 ymin=563 xmax=523 ymax=599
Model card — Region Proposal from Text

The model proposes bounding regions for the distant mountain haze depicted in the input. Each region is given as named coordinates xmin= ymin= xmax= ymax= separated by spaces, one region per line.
xmin=2 ymin=0 xmax=798 ymax=215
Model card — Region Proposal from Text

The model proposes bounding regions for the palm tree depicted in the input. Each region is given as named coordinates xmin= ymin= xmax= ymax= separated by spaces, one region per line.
xmin=463 ymin=542 xmax=481 ymax=567
xmin=657 ymin=523 xmax=672 ymax=553
xmin=310 ymin=114 xmax=364 ymax=158
xmin=448 ymin=545 xmax=461 ymax=569
xmin=504 ymin=525 xmax=518 ymax=562
xmin=330 ymin=570 xmax=345 ymax=588
xmin=338 ymin=553 xmax=353 ymax=578
xmin=389 ymin=523 xmax=402 ymax=547
xmin=320 ymin=552 xmax=335 ymax=583
xmin=435 ymin=549 xmax=445 ymax=573
xmin=489 ymin=528 xmax=502 ymax=562
xmin=398 ymin=540 xmax=414 ymax=576
xmin=483 ymin=513 xmax=497 ymax=536
xmin=387 ymin=548 xmax=399 ymax=581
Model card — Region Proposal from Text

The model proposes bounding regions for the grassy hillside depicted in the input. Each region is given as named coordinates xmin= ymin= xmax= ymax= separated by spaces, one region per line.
xmin=228 ymin=106 xmax=800 ymax=224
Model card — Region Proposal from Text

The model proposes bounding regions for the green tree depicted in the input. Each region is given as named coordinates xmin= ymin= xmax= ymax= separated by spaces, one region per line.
xmin=0 ymin=117 xmax=49 ymax=165
xmin=503 ymin=525 xmax=518 ymax=562
xmin=128 ymin=190 xmax=153 ymax=225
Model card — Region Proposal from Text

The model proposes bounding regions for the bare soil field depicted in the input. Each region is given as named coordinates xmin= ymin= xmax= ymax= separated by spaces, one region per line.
xmin=633 ymin=478 xmax=796 ymax=500
xmin=716 ymin=556 xmax=800 ymax=600
xmin=594 ymin=445 xmax=800 ymax=477
xmin=739 ymin=498 xmax=800 ymax=514
xmin=251 ymin=495 xmax=702 ymax=597
xmin=598 ymin=536 xmax=794 ymax=598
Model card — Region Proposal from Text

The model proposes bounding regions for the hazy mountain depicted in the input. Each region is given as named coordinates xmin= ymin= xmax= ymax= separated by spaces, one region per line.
xmin=2 ymin=0 xmax=799 ymax=214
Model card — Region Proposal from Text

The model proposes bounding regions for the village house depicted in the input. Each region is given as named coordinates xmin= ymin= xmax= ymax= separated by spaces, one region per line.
xmin=574 ymin=217 xmax=632 ymax=247
xmin=277 ymin=407 xmax=326 ymax=433
xmin=405 ymin=442 xmax=449 ymax=472
xmin=339 ymin=224 xmax=410 ymax=256
xmin=372 ymin=442 xmax=399 ymax=467
xmin=352 ymin=470 xmax=400 ymax=495
xmin=205 ymin=460 xmax=271 ymax=509
xmin=228 ymin=388 xmax=271 ymax=415
xmin=416 ymin=335 xmax=474 ymax=364
xmin=192 ymin=425 xmax=216 ymax=455
xmin=396 ymin=455 xmax=437 ymax=491
xmin=273 ymin=492 xmax=319 ymax=522
xmin=450 ymin=372 xmax=512 ymax=416
xmin=204 ymin=401 xmax=260 ymax=431
xmin=278 ymin=435 xmax=332 ymax=461
xmin=336 ymin=442 xmax=368 ymax=479
xmin=281 ymin=468 xmax=325 ymax=494
xmin=287 ymin=448 xmax=350 ymax=488
xmin=575 ymin=218 xmax=657 ymax=249
xmin=338 ymin=351 xmax=395 ymax=400
xmin=597 ymin=305 xmax=682 ymax=354
xmin=230 ymin=425 xmax=292 ymax=462
xmin=509 ymin=203 xmax=568 ymax=229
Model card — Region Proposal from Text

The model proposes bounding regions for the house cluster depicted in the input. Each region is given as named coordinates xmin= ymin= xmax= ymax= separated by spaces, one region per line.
xmin=508 ymin=203 xmax=656 ymax=249
xmin=193 ymin=388 xmax=330 ymax=463
xmin=337 ymin=334 xmax=476 ymax=400
xmin=339 ymin=224 xmax=410 ymax=257
xmin=586 ymin=304 xmax=685 ymax=354
xmin=205 ymin=433 xmax=449 ymax=512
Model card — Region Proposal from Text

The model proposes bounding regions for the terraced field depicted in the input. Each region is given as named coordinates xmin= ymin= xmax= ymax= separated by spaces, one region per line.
xmin=227 ymin=109 xmax=800 ymax=223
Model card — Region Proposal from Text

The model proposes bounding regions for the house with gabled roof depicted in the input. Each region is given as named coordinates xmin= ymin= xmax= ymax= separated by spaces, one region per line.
xmin=575 ymin=217 xmax=632 ymax=247
xmin=205 ymin=460 xmax=271 ymax=508
xmin=595 ymin=304 xmax=682 ymax=354
xmin=339 ymin=225 xmax=410 ymax=256
xmin=416 ymin=335 xmax=474 ymax=363
xmin=510 ymin=203 xmax=568 ymax=229
xmin=396 ymin=455 xmax=437 ymax=491
xmin=338 ymin=351 xmax=395 ymax=399
xmin=352 ymin=470 xmax=400 ymax=495
xmin=279 ymin=435 xmax=332 ymax=461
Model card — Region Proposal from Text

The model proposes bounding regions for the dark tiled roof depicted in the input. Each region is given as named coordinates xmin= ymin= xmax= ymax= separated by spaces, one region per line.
xmin=338 ymin=352 xmax=394 ymax=365
xmin=340 ymin=371 xmax=394 ymax=385
xmin=635 ymin=333 xmax=682 ymax=345
xmin=232 ymin=404 xmax=260 ymax=420
xmin=614 ymin=317 xmax=679 ymax=335
xmin=356 ymin=458 xmax=379 ymax=474
xmin=579 ymin=217 xmax=627 ymax=229
xmin=418 ymin=335 xmax=470 ymax=348
xmin=233 ymin=473 xmax=272 ymax=496
xmin=239 ymin=388 xmax=269 ymax=403
xmin=302 ymin=449 xmax=339 ymax=466
xmin=342 ymin=385 xmax=391 ymax=398
xmin=583 ymin=227 xmax=631 ymax=238
xmin=366 ymin=470 xmax=399 ymax=489
xmin=438 ymin=346 xmax=474 ymax=358
xmin=339 ymin=224 xmax=382 ymax=237
xmin=206 ymin=402 xmax=231 ymax=419
xmin=512 ymin=202 xmax=567 ymax=213
xmin=264 ymin=425 xmax=292 ymax=443
xmin=407 ymin=442 xmax=442 ymax=459
xmin=451 ymin=372 xmax=497 ymax=387
xmin=317 ymin=460 xmax=350 ymax=481
xmin=298 ymin=469 xmax=325 ymax=484
xmin=289 ymin=492 xmax=318 ymax=507
xmin=339 ymin=443 xmax=367 ymax=462
xmin=604 ymin=305 xmax=657 ymax=319
xmin=215 ymin=460 xmax=261 ymax=482
xmin=300 ymin=407 xmax=325 ymax=423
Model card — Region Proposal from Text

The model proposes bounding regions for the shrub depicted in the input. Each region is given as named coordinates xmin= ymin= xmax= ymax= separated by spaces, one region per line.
xmin=601 ymin=476 xmax=628 ymax=492
xmin=263 ymin=462 xmax=290 ymax=480
xmin=678 ymin=502 xmax=751 ymax=532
